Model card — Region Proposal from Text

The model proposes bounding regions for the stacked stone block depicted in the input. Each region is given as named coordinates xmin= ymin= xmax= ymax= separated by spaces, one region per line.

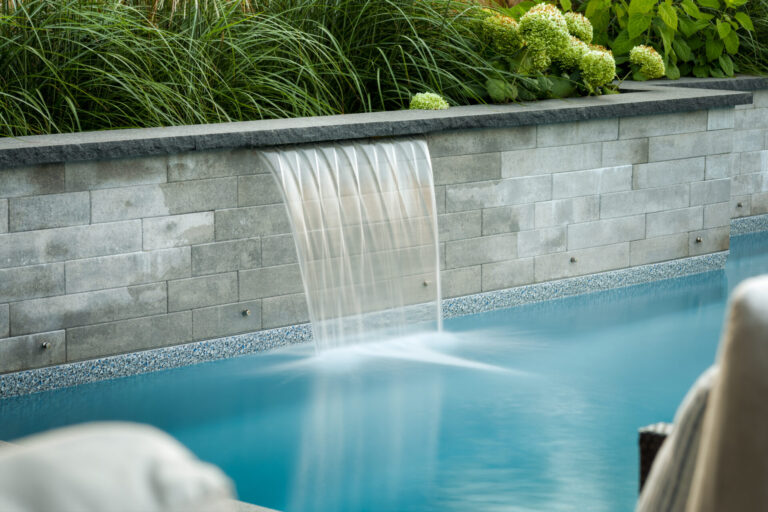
xmin=2 ymin=91 xmax=764 ymax=373
xmin=730 ymin=90 xmax=768 ymax=217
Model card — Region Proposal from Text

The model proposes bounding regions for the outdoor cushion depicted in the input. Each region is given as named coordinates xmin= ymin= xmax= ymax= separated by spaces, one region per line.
xmin=0 ymin=422 xmax=235 ymax=512
xmin=635 ymin=366 xmax=718 ymax=512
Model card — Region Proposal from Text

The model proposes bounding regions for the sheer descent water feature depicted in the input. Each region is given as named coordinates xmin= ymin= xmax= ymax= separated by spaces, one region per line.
xmin=266 ymin=138 xmax=442 ymax=351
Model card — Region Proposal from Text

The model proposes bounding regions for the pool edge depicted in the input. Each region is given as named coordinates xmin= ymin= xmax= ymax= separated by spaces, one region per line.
xmin=0 ymin=247 xmax=739 ymax=399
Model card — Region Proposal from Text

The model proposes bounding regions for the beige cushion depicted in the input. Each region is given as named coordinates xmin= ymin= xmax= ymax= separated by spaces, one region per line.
xmin=0 ymin=422 xmax=235 ymax=512
xmin=636 ymin=366 xmax=718 ymax=512
xmin=687 ymin=275 xmax=768 ymax=512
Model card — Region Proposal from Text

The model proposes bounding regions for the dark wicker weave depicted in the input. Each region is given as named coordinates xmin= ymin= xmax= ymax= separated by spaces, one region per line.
xmin=638 ymin=423 xmax=673 ymax=492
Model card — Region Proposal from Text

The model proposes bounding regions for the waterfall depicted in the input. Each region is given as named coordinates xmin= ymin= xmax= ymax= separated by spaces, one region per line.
xmin=266 ymin=138 xmax=441 ymax=352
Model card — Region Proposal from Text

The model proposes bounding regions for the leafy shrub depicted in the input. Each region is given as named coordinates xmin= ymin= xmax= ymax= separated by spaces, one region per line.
xmin=735 ymin=0 xmax=768 ymax=74
xmin=630 ymin=45 xmax=666 ymax=78
xmin=578 ymin=0 xmax=756 ymax=79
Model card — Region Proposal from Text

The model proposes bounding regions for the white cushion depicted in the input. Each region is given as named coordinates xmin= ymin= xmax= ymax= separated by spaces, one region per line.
xmin=0 ymin=422 xmax=235 ymax=512
xmin=636 ymin=366 xmax=718 ymax=512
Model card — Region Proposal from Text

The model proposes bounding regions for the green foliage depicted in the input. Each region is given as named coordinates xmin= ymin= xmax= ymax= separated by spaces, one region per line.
xmin=519 ymin=3 xmax=571 ymax=59
xmin=578 ymin=0 xmax=755 ymax=78
xmin=580 ymin=48 xmax=617 ymax=88
xmin=734 ymin=0 xmax=768 ymax=74
xmin=409 ymin=92 xmax=450 ymax=109
xmin=630 ymin=44 xmax=666 ymax=78
xmin=480 ymin=13 xmax=524 ymax=54
xmin=565 ymin=11 xmax=594 ymax=43
xmin=0 ymin=0 xmax=533 ymax=136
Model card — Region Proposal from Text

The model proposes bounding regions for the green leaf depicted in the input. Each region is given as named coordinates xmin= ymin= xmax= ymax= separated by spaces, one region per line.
xmin=659 ymin=25 xmax=674 ymax=56
xmin=724 ymin=30 xmax=740 ymax=53
xmin=657 ymin=3 xmax=678 ymax=30
xmin=672 ymin=38 xmax=693 ymax=61
xmin=633 ymin=70 xmax=649 ymax=81
xmin=548 ymin=77 xmax=576 ymax=98
xmin=628 ymin=13 xmax=653 ymax=38
xmin=611 ymin=31 xmax=635 ymax=55
xmin=698 ymin=0 xmax=720 ymax=9
xmin=734 ymin=12 xmax=754 ymax=31
xmin=705 ymin=38 xmax=724 ymax=61
xmin=716 ymin=19 xmax=732 ymax=39
xmin=628 ymin=0 xmax=656 ymax=15
xmin=680 ymin=0 xmax=701 ymax=17
xmin=710 ymin=66 xmax=725 ymax=77
xmin=693 ymin=64 xmax=709 ymax=77
xmin=666 ymin=60 xmax=681 ymax=79
xmin=485 ymin=79 xmax=518 ymax=103
xmin=678 ymin=17 xmax=697 ymax=37
xmin=719 ymin=54 xmax=734 ymax=76
xmin=560 ymin=0 xmax=573 ymax=12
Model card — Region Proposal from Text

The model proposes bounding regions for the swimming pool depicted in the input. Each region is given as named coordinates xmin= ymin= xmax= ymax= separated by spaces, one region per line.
xmin=2 ymin=232 xmax=767 ymax=512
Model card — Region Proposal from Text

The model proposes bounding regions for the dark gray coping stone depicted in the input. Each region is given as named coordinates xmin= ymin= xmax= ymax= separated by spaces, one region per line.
xmin=0 ymin=249 xmax=730 ymax=398
xmin=0 ymin=77 xmax=763 ymax=169
xmin=650 ymin=74 xmax=768 ymax=91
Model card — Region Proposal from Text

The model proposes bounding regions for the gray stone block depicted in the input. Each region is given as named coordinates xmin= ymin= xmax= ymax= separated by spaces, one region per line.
xmin=534 ymin=243 xmax=629 ymax=282
xmin=239 ymin=264 xmax=303 ymax=300
xmin=0 ymin=220 xmax=142 ymax=269
xmin=732 ymin=129 xmax=766 ymax=153
xmin=427 ymin=126 xmax=536 ymax=157
xmin=752 ymin=192 xmax=768 ymax=215
xmin=191 ymin=238 xmax=260 ymax=276
xmin=238 ymin=174 xmax=283 ymax=207
xmin=646 ymin=206 xmax=703 ymax=237
xmin=502 ymin=143 xmax=602 ymax=177
xmin=214 ymin=204 xmax=291 ymax=241
xmin=67 ymin=312 xmax=192 ymax=361
xmin=66 ymin=248 xmax=191 ymax=293
xmin=732 ymin=195 xmax=751 ymax=217
xmin=704 ymin=202 xmax=730 ymax=228
xmin=0 ymin=330 xmax=65 ymax=373
xmin=633 ymin=158 xmax=705 ymax=189
xmin=9 ymin=191 xmax=90 ymax=232
xmin=689 ymin=227 xmax=729 ymax=256
xmin=65 ymin=157 xmax=167 ymax=191
xmin=482 ymin=204 xmax=535 ymax=235
xmin=0 ymin=164 xmax=64 ymax=199
xmin=690 ymin=179 xmax=730 ymax=205
xmin=518 ymin=227 xmax=566 ymax=258
xmin=599 ymin=185 xmax=689 ymax=218
xmin=445 ymin=233 xmax=517 ymax=268
xmin=534 ymin=196 xmax=599 ymax=228
xmin=261 ymin=234 xmax=298 ymax=267
xmin=168 ymin=149 xmax=267 ymax=181
xmin=707 ymin=108 xmax=734 ymax=131
xmin=567 ymin=215 xmax=645 ymax=250
xmin=91 ymin=178 xmax=237 ymax=222
xmin=738 ymin=150 xmax=768 ymax=174
xmin=754 ymin=91 xmax=768 ymax=108
xmin=735 ymin=108 xmax=768 ymax=130
xmin=438 ymin=211 xmax=481 ymax=241
xmin=262 ymin=293 xmax=309 ymax=329
xmin=619 ymin=111 xmax=708 ymax=139
xmin=0 ymin=199 xmax=7 ymax=234
xmin=441 ymin=266 xmax=481 ymax=298
xmin=435 ymin=186 xmax=446 ymax=215
xmin=536 ymin=119 xmax=618 ymax=148
xmin=11 ymin=283 xmax=166 ymax=335
xmin=168 ymin=273 xmax=238 ymax=312
xmin=0 ymin=304 xmax=8 ymax=338
xmin=630 ymin=234 xmax=689 ymax=266
xmin=446 ymin=176 xmax=551 ymax=212
xmin=482 ymin=258 xmax=535 ymax=291
xmin=602 ymin=138 xmax=649 ymax=166
xmin=143 ymin=212 xmax=215 ymax=250
xmin=731 ymin=174 xmax=761 ymax=196
xmin=0 ymin=263 xmax=64 ymax=303
xmin=648 ymin=130 xmax=733 ymax=162
xmin=552 ymin=165 xmax=632 ymax=199
xmin=432 ymin=152 xmax=501 ymax=186
xmin=192 ymin=300 xmax=262 ymax=340
xmin=705 ymin=154 xmax=738 ymax=180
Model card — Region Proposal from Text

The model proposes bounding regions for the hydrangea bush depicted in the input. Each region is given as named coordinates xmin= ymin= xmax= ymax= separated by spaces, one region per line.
xmin=409 ymin=92 xmax=450 ymax=110
xmin=629 ymin=45 xmax=666 ymax=80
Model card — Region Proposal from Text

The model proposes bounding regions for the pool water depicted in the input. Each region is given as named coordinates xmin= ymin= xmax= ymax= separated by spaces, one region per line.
xmin=2 ymin=232 xmax=768 ymax=512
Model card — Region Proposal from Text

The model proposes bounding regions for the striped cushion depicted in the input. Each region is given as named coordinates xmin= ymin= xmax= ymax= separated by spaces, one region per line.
xmin=635 ymin=366 xmax=718 ymax=512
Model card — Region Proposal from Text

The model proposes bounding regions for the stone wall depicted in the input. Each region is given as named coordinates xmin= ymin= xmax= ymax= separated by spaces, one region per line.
xmin=730 ymin=89 xmax=768 ymax=218
xmin=0 ymin=84 xmax=762 ymax=374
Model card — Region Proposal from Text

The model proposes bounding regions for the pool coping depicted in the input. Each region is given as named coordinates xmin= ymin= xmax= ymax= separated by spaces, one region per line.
xmin=0 ymin=77 xmax=761 ymax=169
xmin=0 ymin=246 xmax=734 ymax=399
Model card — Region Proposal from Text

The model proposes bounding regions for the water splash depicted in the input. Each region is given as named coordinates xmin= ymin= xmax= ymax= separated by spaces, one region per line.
xmin=267 ymin=138 xmax=441 ymax=352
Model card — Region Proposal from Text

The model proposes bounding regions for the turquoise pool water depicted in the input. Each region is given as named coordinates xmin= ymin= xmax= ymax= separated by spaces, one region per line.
xmin=2 ymin=233 xmax=768 ymax=512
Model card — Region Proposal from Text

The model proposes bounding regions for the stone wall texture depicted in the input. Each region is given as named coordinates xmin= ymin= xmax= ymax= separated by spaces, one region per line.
xmin=1 ymin=89 xmax=764 ymax=373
